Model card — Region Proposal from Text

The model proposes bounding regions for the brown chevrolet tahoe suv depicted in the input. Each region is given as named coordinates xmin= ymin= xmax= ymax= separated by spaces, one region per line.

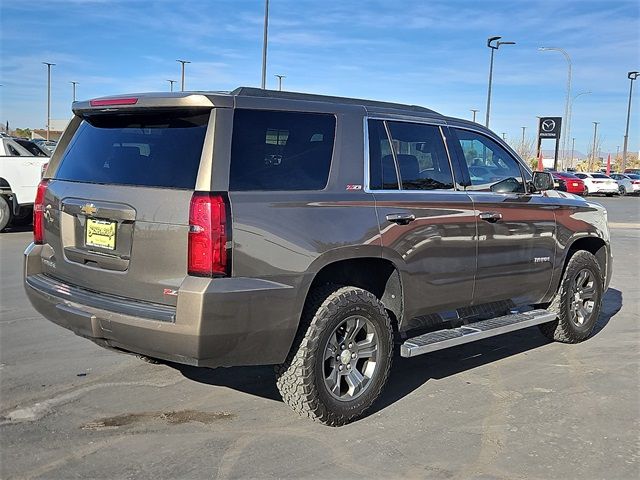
xmin=24 ymin=87 xmax=612 ymax=426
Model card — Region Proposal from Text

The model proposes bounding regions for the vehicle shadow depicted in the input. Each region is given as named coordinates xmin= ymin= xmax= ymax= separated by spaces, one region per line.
xmin=2 ymin=224 xmax=33 ymax=234
xmin=171 ymin=288 xmax=623 ymax=413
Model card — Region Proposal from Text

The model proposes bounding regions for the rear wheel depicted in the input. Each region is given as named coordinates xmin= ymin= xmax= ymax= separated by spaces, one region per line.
xmin=539 ymin=250 xmax=603 ymax=343
xmin=276 ymin=285 xmax=393 ymax=426
xmin=619 ymin=185 xmax=626 ymax=196
xmin=0 ymin=196 xmax=12 ymax=232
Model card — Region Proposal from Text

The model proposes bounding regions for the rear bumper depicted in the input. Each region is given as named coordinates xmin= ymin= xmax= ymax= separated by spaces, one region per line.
xmin=24 ymin=243 xmax=301 ymax=368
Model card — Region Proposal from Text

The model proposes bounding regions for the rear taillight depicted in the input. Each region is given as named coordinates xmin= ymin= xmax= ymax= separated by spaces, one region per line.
xmin=633 ymin=180 xmax=640 ymax=185
xmin=188 ymin=192 xmax=229 ymax=277
xmin=33 ymin=179 xmax=49 ymax=244
xmin=40 ymin=162 xmax=48 ymax=178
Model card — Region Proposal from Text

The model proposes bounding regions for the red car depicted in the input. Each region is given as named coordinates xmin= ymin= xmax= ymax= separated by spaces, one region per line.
xmin=553 ymin=171 xmax=586 ymax=195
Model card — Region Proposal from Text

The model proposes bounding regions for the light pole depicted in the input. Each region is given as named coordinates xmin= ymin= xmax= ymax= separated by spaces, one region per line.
xmin=616 ymin=145 xmax=620 ymax=159
xmin=521 ymin=126 xmax=526 ymax=144
xmin=274 ymin=74 xmax=285 ymax=91
xmin=485 ymin=36 xmax=515 ymax=128
xmin=539 ymin=47 xmax=572 ymax=168
xmin=261 ymin=0 xmax=270 ymax=89
xmin=43 ymin=62 xmax=55 ymax=141
xmin=571 ymin=137 xmax=576 ymax=166
xmin=167 ymin=80 xmax=177 ymax=92
xmin=622 ymin=71 xmax=639 ymax=171
xmin=176 ymin=60 xmax=190 ymax=92
xmin=567 ymin=91 xmax=591 ymax=168
xmin=591 ymin=122 xmax=599 ymax=171
xmin=70 ymin=81 xmax=78 ymax=102
xmin=470 ymin=109 xmax=479 ymax=122
xmin=501 ymin=132 xmax=507 ymax=141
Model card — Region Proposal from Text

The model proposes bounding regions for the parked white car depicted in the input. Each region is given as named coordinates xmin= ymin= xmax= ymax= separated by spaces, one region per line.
xmin=574 ymin=172 xmax=619 ymax=196
xmin=0 ymin=137 xmax=50 ymax=231
xmin=610 ymin=173 xmax=638 ymax=196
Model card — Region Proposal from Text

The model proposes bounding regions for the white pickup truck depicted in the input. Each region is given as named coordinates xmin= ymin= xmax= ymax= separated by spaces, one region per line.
xmin=0 ymin=137 xmax=50 ymax=231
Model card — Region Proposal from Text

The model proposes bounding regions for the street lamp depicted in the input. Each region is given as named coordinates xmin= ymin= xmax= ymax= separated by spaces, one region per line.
xmin=470 ymin=109 xmax=479 ymax=122
xmin=622 ymin=71 xmax=639 ymax=171
xmin=566 ymin=91 xmax=591 ymax=168
xmin=591 ymin=122 xmax=600 ymax=170
xmin=274 ymin=74 xmax=285 ymax=91
xmin=43 ymin=62 xmax=55 ymax=141
xmin=176 ymin=60 xmax=191 ymax=92
xmin=167 ymin=79 xmax=177 ymax=92
xmin=261 ymin=0 xmax=270 ymax=89
xmin=501 ymin=132 xmax=507 ymax=141
xmin=70 ymin=81 xmax=78 ymax=102
xmin=571 ymin=137 xmax=576 ymax=165
xmin=521 ymin=126 xmax=526 ymax=144
xmin=485 ymin=36 xmax=515 ymax=128
xmin=539 ymin=47 xmax=572 ymax=168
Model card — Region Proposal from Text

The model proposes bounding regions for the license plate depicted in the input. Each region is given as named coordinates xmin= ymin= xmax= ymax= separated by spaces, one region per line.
xmin=86 ymin=218 xmax=117 ymax=250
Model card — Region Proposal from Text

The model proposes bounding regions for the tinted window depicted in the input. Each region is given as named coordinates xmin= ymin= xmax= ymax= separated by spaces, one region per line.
xmin=453 ymin=128 xmax=524 ymax=193
xmin=55 ymin=110 xmax=209 ymax=189
xmin=229 ymin=110 xmax=335 ymax=191
xmin=558 ymin=172 xmax=579 ymax=179
xmin=592 ymin=173 xmax=609 ymax=179
xmin=15 ymin=139 xmax=48 ymax=157
xmin=386 ymin=122 xmax=453 ymax=190
xmin=368 ymin=120 xmax=398 ymax=190
xmin=575 ymin=173 xmax=587 ymax=179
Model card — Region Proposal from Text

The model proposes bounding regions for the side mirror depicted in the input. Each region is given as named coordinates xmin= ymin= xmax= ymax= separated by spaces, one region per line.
xmin=532 ymin=171 xmax=554 ymax=191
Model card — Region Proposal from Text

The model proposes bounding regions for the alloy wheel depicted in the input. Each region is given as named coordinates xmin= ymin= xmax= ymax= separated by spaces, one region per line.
xmin=322 ymin=315 xmax=378 ymax=401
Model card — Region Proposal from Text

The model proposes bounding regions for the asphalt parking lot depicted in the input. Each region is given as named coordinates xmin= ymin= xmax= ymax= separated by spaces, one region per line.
xmin=1 ymin=196 xmax=638 ymax=480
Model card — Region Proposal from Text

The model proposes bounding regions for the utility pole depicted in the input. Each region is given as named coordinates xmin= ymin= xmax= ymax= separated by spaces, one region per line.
xmin=70 ymin=81 xmax=78 ymax=102
xmin=622 ymin=71 xmax=639 ymax=171
xmin=261 ymin=0 xmax=270 ymax=89
xmin=591 ymin=122 xmax=599 ymax=171
xmin=470 ymin=109 xmax=479 ymax=122
xmin=43 ymin=62 xmax=55 ymax=141
xmin=167 ymin=80 xmax=177 ymax=92
xmin=176 ymin=60 xmax=191 ymax=92
xmin=274 ymin=74 xmax=285 ymax=91
xmin=521 ymin=126 xmax=526 ymax=144
xmin=485 ymin=36 xmax=515 ymax=128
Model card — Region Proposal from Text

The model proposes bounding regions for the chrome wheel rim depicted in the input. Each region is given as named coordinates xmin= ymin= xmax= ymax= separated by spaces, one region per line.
xmin=322 ymin=315 xmax=378 ymax=401
xmin=570 ymin=268 xmax=597 ymax=326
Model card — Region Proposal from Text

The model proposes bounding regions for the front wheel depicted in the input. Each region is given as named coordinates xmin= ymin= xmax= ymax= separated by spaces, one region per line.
xmin=539 ymin=250 xmax=603 ymax=343
xmin=276 ymin=285 xmax=393 ymax=426
xmin=619 ymin=185 xmax=627 ymax=196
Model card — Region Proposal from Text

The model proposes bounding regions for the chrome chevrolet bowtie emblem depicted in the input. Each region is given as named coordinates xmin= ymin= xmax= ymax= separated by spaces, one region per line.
xmin=80 ymin=203 xmax=98 ymax=216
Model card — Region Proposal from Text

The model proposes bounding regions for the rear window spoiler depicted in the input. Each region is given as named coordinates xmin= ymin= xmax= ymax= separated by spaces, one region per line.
xmin=73 ymin=93 xmax=223 ymax=115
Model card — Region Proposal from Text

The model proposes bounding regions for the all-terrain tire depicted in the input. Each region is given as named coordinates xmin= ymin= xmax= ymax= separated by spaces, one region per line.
xmin=276 ymin=285 xmax=393 ymax=426
xmin=0 ymin=196 xmax=12 ymax=232
xmin=538 ymin=250 xmax=603 ymax=343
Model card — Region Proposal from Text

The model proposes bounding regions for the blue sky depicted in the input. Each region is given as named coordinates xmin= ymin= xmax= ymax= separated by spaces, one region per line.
xmin=1 ymin=0 xmax=638 ymax=155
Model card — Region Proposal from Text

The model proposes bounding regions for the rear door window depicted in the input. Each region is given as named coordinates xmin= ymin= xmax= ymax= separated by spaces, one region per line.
xmin=55 ymin=110 xmax=210 ymax=189
xmin=229 ymin=109 xmax=336 ymax=191
xmin=386 ymin=122 xmax=454 ymax=190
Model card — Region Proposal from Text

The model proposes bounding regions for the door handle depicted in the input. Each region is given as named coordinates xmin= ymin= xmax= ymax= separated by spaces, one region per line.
xmin=386 ymin=213 xmax=416 ymax=225
xmin=478 ymin=212 xmax=503 ymax=223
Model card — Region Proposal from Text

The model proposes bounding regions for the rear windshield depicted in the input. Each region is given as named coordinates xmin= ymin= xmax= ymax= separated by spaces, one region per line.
xmin=558 ymin=172 xmax=579 ymax=179
xmin=591 ymin=173 xmax=610 ymax=179
xmin=229 ymin=109 xmax=336 ymax=191
xmin=55 ymin=110 xmax=210 ymax=189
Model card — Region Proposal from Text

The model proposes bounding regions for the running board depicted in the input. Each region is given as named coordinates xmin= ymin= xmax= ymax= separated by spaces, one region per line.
xmin=400 ymin=309 xmax=556 ymax=358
